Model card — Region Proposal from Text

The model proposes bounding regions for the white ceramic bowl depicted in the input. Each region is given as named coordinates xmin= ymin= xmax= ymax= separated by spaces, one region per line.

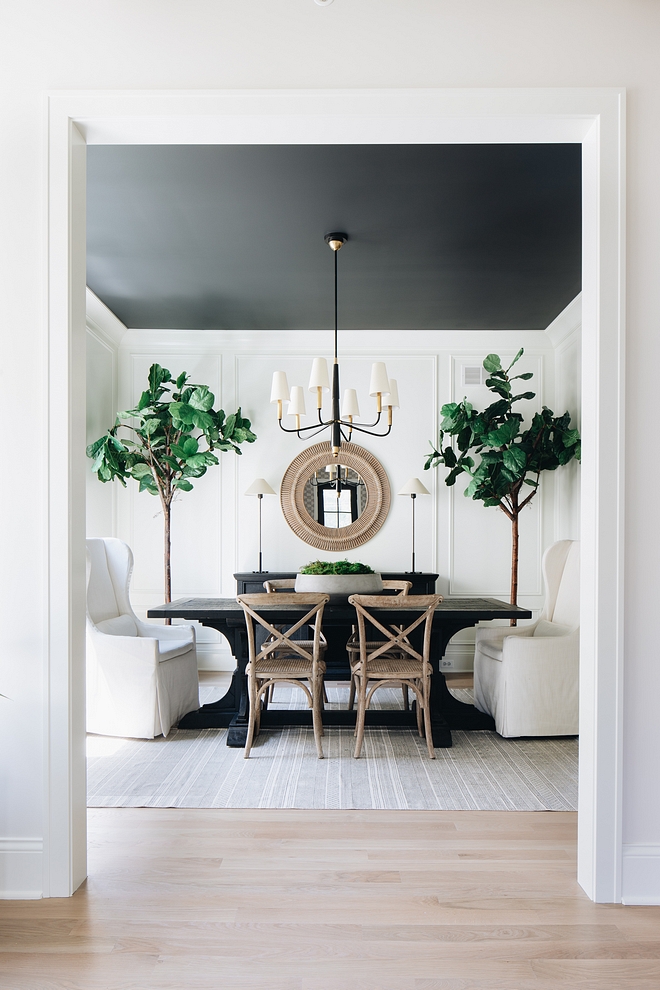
xmin=294 ymin=572 xmax=383 ymax=602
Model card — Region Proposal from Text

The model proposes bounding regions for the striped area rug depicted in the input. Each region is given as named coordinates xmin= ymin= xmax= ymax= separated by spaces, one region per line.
xmin=87 ymin=685 xmax=578 ymax=811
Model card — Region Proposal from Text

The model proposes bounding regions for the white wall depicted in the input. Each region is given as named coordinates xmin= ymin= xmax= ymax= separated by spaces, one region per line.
xmin=85 ymin=291 xmax=126 ymax=537
xmin=1 ymin=0 xmax=659 ymax=903
xmin=87 ymin=324 xmax=574 ymax=671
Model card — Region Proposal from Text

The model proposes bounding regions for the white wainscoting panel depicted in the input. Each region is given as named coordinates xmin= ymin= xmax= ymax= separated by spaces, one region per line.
xmin=86 ymin=324 xmax=577 ymax=671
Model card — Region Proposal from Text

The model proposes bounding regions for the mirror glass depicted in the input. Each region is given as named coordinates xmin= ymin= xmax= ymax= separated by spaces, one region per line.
xmin=302 ymin=464 xmax=368 ymax=529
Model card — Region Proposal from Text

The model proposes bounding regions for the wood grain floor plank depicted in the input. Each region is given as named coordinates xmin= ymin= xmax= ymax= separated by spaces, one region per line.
xmin=1 ymin=809 xmax=659 ymax=990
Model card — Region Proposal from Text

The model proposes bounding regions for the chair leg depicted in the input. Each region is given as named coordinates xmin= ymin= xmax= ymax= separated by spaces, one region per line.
xmin=422 ymin=679 xmax=436 ymax=760
xmin=312 ymin=676 xmax=324 ymax=759
xmin=415 ymin=683 xmax=423 ymax=736
xmin=322 ymin=683 xmax=328 ymax=705
xmin=353 ymin=677 xmax=367 ymax=758
xmin=347 ymin=675 xmax=356 ymax=711
xmin=402 ymin=683 xmax=409 ymax=710
xmin=244 ymin=680 xmax=258 ymax=758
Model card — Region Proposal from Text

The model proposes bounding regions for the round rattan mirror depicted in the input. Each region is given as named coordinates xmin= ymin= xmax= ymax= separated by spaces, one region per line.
xmin=280 ymin=441 xmax=390 ymax=551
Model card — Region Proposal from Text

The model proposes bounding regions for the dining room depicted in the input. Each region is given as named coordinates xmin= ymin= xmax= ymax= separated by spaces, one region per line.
xmin=84 ymin=140 xmax=582 ymax=813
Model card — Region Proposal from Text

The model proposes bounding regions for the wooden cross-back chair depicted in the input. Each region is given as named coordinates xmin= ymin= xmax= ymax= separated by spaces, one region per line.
xmin=347 ymin=579 xmax=412 ymax=711
xmin=348 ymin=593 xmax=443 ymax=760
xmin=263 ymin=579 xmax=328 ymax=705
xmin=237 ymin=593 xmax=329 ymax=759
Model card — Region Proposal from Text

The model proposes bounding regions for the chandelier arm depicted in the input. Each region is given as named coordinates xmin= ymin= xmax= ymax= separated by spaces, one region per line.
xmin=340 ymin=412 xmax=382 ymax=430
xmin=277 ymin=419 xmax=332 ymax=435
xmin=299 ymin=423 xmax=336 ymax=440
xmin=338 ymin=421 xmax=393 ymax=438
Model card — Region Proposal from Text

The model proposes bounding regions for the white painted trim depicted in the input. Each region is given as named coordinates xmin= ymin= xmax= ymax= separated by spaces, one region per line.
xmin=621 ymin=845 xmax=660 ymax=905
xmin=0 ymin=839 xmax=44 ymax=899
xmin=544 ymin=293 xmax=582 ymax=347
xmin=47 ymin=87 xmax=625 ymax=903
xmin=0 ymin=838 xmax=44 ymax=853
xmin=86 ymin=288 xmax=127 ymax=348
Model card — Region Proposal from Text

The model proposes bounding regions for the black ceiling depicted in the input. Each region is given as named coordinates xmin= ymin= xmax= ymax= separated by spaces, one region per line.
xmin=86 ymin=143 xmax=581 ymax=332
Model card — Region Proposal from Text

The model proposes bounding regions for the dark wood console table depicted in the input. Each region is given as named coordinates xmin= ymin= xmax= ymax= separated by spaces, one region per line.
xmin=148 ymin=574 xmax=531 ymax=749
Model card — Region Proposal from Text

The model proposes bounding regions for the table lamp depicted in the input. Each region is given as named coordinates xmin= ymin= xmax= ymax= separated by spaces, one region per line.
xmin=244 ymin=478 xmax=276 ymax=572
xmin=398 ymin=477 xmax=430 ymax=573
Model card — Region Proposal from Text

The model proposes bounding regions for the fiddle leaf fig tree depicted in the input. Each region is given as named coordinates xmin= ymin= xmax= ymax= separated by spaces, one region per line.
xmin=87 ymin=363 xmax=256 ymax=604
xmin=424 ymin=349 xmax=580 ymax=610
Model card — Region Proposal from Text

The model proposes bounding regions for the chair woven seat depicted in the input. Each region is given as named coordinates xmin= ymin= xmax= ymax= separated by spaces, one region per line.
xmin=360 ymin=657 xmax=433 ymax=678
xmin=248 ymin=656 xmax=326 ymax=677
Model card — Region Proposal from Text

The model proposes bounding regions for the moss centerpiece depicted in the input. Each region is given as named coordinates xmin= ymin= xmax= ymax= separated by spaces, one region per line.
xmin=294 ymin=560 xmax=383 ymax=601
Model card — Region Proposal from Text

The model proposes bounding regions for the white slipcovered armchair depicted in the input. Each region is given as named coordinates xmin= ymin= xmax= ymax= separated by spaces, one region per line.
xmin=473 ymin=540 xmax=580 ymax=738
xmin=86 ymin=537 xmax=199 ymax=738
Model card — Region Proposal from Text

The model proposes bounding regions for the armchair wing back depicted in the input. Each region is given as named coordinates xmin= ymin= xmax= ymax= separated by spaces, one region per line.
xmin=86 ymin=538 xmax=199 ymax=738
xmin=473 ymin=539 xmax=580 ymax=737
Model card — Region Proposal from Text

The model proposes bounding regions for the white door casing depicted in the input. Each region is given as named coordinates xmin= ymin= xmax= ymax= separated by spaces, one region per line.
xmin=46 ymin=88 xmax=625 ymax=901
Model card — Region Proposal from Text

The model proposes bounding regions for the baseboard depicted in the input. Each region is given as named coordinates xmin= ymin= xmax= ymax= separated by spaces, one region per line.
xmin=196 ymin=645 xmax=236 ymax=672
xmin=0 ymin=838 xmax=43 ymax=899
xmin=621 ymin=844 xmax=660 ymax=904
xmin=439 ymin=644 xmax=475 ymax=673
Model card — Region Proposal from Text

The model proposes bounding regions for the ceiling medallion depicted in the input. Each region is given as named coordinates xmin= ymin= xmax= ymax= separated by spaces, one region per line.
xmin=270 ymin=232 xmax=399 ymax=457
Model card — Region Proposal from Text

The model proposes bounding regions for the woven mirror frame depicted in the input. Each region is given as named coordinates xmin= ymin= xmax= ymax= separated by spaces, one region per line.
xmin=280 ymin=441 xmax=391 ymax=551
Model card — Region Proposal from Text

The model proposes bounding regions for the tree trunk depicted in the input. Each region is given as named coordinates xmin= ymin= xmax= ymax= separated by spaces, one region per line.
xmin=510 ymin=506 xmax=519 ymax=626
xmin=163 ymin=501 xmax=172 ymax=624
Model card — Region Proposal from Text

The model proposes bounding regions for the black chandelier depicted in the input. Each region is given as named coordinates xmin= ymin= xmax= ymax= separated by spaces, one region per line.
xmin=270 ymin=232 xmax=399 ymax=457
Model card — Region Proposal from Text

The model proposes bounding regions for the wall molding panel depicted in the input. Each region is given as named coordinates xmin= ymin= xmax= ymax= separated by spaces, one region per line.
xmin=85 ymin=323 xmax=576 ymax=672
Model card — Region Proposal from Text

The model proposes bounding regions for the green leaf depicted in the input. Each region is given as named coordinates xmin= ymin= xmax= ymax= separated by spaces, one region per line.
xmin=192 ymin=409 xmax=215 ymax=431
xmin=512 ymin=372 xmax=534 ymax=381
xmin=148 ymin=363 xmax=171 ymax=396
xmin=181 ymin=436 xmax=199 ymax=456
xmin=169 ymin=401 xmax=195 ymax=425
xmin=176 ymin=372 xmax=188 ymax=390
xmin=502 ymin=446 xmax=527 ymax=474
xmin=129 ymin=463 xmax=152 ymax=479
xmin=486 ymin=418 xmax=520 ymax=447
xmin=189 ymin=385 xmax=215 ymax=412
xmin=483 ymin=354 xmax=502 ymax=374
xmin=507 ymin=347 xmax=524 ymax=371
xmin=142 ymin=418 xmax=162 ymax=436
xmin=175 ymin=479 xmax=194 ymax=491
xmin=511 ymin=391 xmax=536 ymax=403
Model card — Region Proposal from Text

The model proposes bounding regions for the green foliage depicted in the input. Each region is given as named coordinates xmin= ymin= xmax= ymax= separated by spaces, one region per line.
xmin=87 ymin=363 xmax=257 ymax=505
xmin=299 ymin=560 xmax=374 ymax=575
xmin=424 ymin=349 xmax=580 ymax=521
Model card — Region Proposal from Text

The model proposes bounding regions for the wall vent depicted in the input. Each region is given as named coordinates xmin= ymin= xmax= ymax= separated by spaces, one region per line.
xmin=462 ymin=365 xmax=487 ymax=386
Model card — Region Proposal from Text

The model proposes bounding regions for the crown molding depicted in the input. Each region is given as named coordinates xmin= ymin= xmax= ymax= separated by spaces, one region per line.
xmin=544 ymin=293 xmax=582 ymax=348
xmin=86 ymin=288 xmax=127 ymax=348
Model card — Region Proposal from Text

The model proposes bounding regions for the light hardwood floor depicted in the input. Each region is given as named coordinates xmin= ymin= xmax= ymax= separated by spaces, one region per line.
xmin=1 ymin=809 xmax=659 ymax=989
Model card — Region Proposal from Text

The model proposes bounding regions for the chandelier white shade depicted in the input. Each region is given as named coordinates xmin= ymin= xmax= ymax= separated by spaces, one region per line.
xmin=308 ymin=357 xmax=330 ymax=393
xmin=386 ymin=378 xmax=400 ymax=410
xmin=270 ymin=371 xmax=290 ymax=404
xmin=341 ymin=387 xmax=360 ymax=418
xmin=369 ymin=361 xmax=391 ymax=399
xmin=270 ymin=231 xmax=398 ymax=456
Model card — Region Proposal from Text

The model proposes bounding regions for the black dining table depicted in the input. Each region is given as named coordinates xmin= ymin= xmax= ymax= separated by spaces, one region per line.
xmin=148 ymin=592 xmax=531 ymax=748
